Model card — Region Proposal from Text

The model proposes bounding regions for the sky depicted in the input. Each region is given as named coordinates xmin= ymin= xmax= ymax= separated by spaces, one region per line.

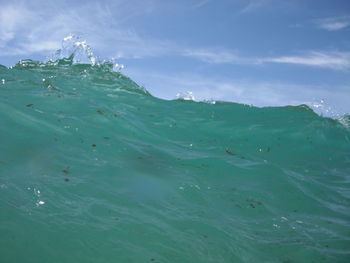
xmin=0 ymin=0 xmax=349 ymax=114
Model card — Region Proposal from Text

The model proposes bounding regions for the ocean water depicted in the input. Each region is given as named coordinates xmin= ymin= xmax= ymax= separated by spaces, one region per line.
xmin=1 ymin=56 xmax=350 ymax=263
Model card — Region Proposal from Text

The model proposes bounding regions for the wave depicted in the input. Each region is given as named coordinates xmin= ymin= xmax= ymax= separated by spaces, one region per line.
xmin=1 ymin=35 xmax=350 ymax=263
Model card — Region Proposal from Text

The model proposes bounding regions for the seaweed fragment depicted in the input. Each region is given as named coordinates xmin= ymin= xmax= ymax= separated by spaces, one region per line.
xmin=225 ymin=148 xmax=235 ymax=156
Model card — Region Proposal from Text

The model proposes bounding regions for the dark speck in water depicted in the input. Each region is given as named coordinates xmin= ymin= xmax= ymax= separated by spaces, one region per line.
xmin=246 ymin=199 xmax=263 ymax=207
xmin=92 ymin=144 xmax=96 ymax=147
xmin=225 ymin=148 xmax=235 ymax=156
xmin=26 ymin=104 xmax=33 ymax=107
xmin=62 ymin=169 xmax=69 ymax=174
xmin=64 ymin=178 xmax=70 ymax=182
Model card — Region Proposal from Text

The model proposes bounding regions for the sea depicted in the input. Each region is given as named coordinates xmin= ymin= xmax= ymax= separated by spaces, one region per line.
xmin=1 ymin=38 xmax=350 ymax=263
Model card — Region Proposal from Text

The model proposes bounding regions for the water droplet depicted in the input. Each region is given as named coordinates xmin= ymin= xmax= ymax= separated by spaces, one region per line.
xmin=176 ymin=91 xmax=195 ymax=101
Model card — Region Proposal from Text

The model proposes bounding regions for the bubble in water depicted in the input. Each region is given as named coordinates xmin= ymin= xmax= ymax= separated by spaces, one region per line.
xmin=36 ymin=201 xmax=45 ymax=206
xmin=63 ymin=35 xmax=73 ymax=41
xmin=114 ymin=63 xmax=125 ymax=71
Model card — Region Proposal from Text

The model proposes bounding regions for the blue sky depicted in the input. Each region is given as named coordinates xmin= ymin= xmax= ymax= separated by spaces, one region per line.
xmin=0 ymin=0 xmax=349 ymax=114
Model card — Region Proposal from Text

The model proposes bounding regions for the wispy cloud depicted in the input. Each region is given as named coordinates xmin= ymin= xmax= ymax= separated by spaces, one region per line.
xmin=262 ymin=51 xmax=350 ymax=70
xmin=1 ymin=0 xmax=231 ymax=61
xmin=0 ymin=0 xmax=172 ymax=59
xmin=182 ymin=49 xmax=242 ymax=64
xmin=315 ymin=16 xmax=350 ymax=31
xmin=240 ymin=0 xmax=271 ymax=13
xmin=321 ymin=21 xmax=349 ymax=31
xmin=0 ymin=5 xmax=35 ymax=48
xmin=192 ymin=0 xmax=211 ymax=9
xmin=183 ymin=48 xmax=350 ymax=71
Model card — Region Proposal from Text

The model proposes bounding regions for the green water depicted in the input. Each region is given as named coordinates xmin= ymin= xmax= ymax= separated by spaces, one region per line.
xmin=1 ymin=60 xmax=350 ymax=263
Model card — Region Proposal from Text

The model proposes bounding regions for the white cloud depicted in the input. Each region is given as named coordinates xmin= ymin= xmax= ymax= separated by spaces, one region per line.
xmin=1 ymin=1 xmax=233 ymax=60
xmin=182 ymin=49 xmax=241 ymax=64
xmin=262 ymin=51 xmax=350 ymax=70
xmin=183 ymin=48 xmax=350 ymax=71
xmin=0 ymin=5 xmax=35 ymax=47
xmin=315 ymin=16 xmax=350 ymax=31
xmin=321 ymin=21 xmax=349 ymax=31
xmin=0 ymin=0 xmax=173 ymax=59
xmin=240 ymin=0 xmax=271 ymax=13
xmin=192 ymin=0 xmax=211 ymax=9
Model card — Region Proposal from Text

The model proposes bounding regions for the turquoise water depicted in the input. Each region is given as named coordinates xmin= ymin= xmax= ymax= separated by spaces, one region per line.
xmin=1 ymin=58 xmax=350 ymax=263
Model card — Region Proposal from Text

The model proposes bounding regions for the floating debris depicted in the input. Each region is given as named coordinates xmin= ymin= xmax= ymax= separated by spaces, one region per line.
xmin=225 ymin=148 xmax=235 ymax=155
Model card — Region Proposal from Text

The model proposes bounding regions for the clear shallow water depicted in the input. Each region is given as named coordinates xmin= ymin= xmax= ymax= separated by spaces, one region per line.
xmin=0 ymin=59 xmax=350 ymax=263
